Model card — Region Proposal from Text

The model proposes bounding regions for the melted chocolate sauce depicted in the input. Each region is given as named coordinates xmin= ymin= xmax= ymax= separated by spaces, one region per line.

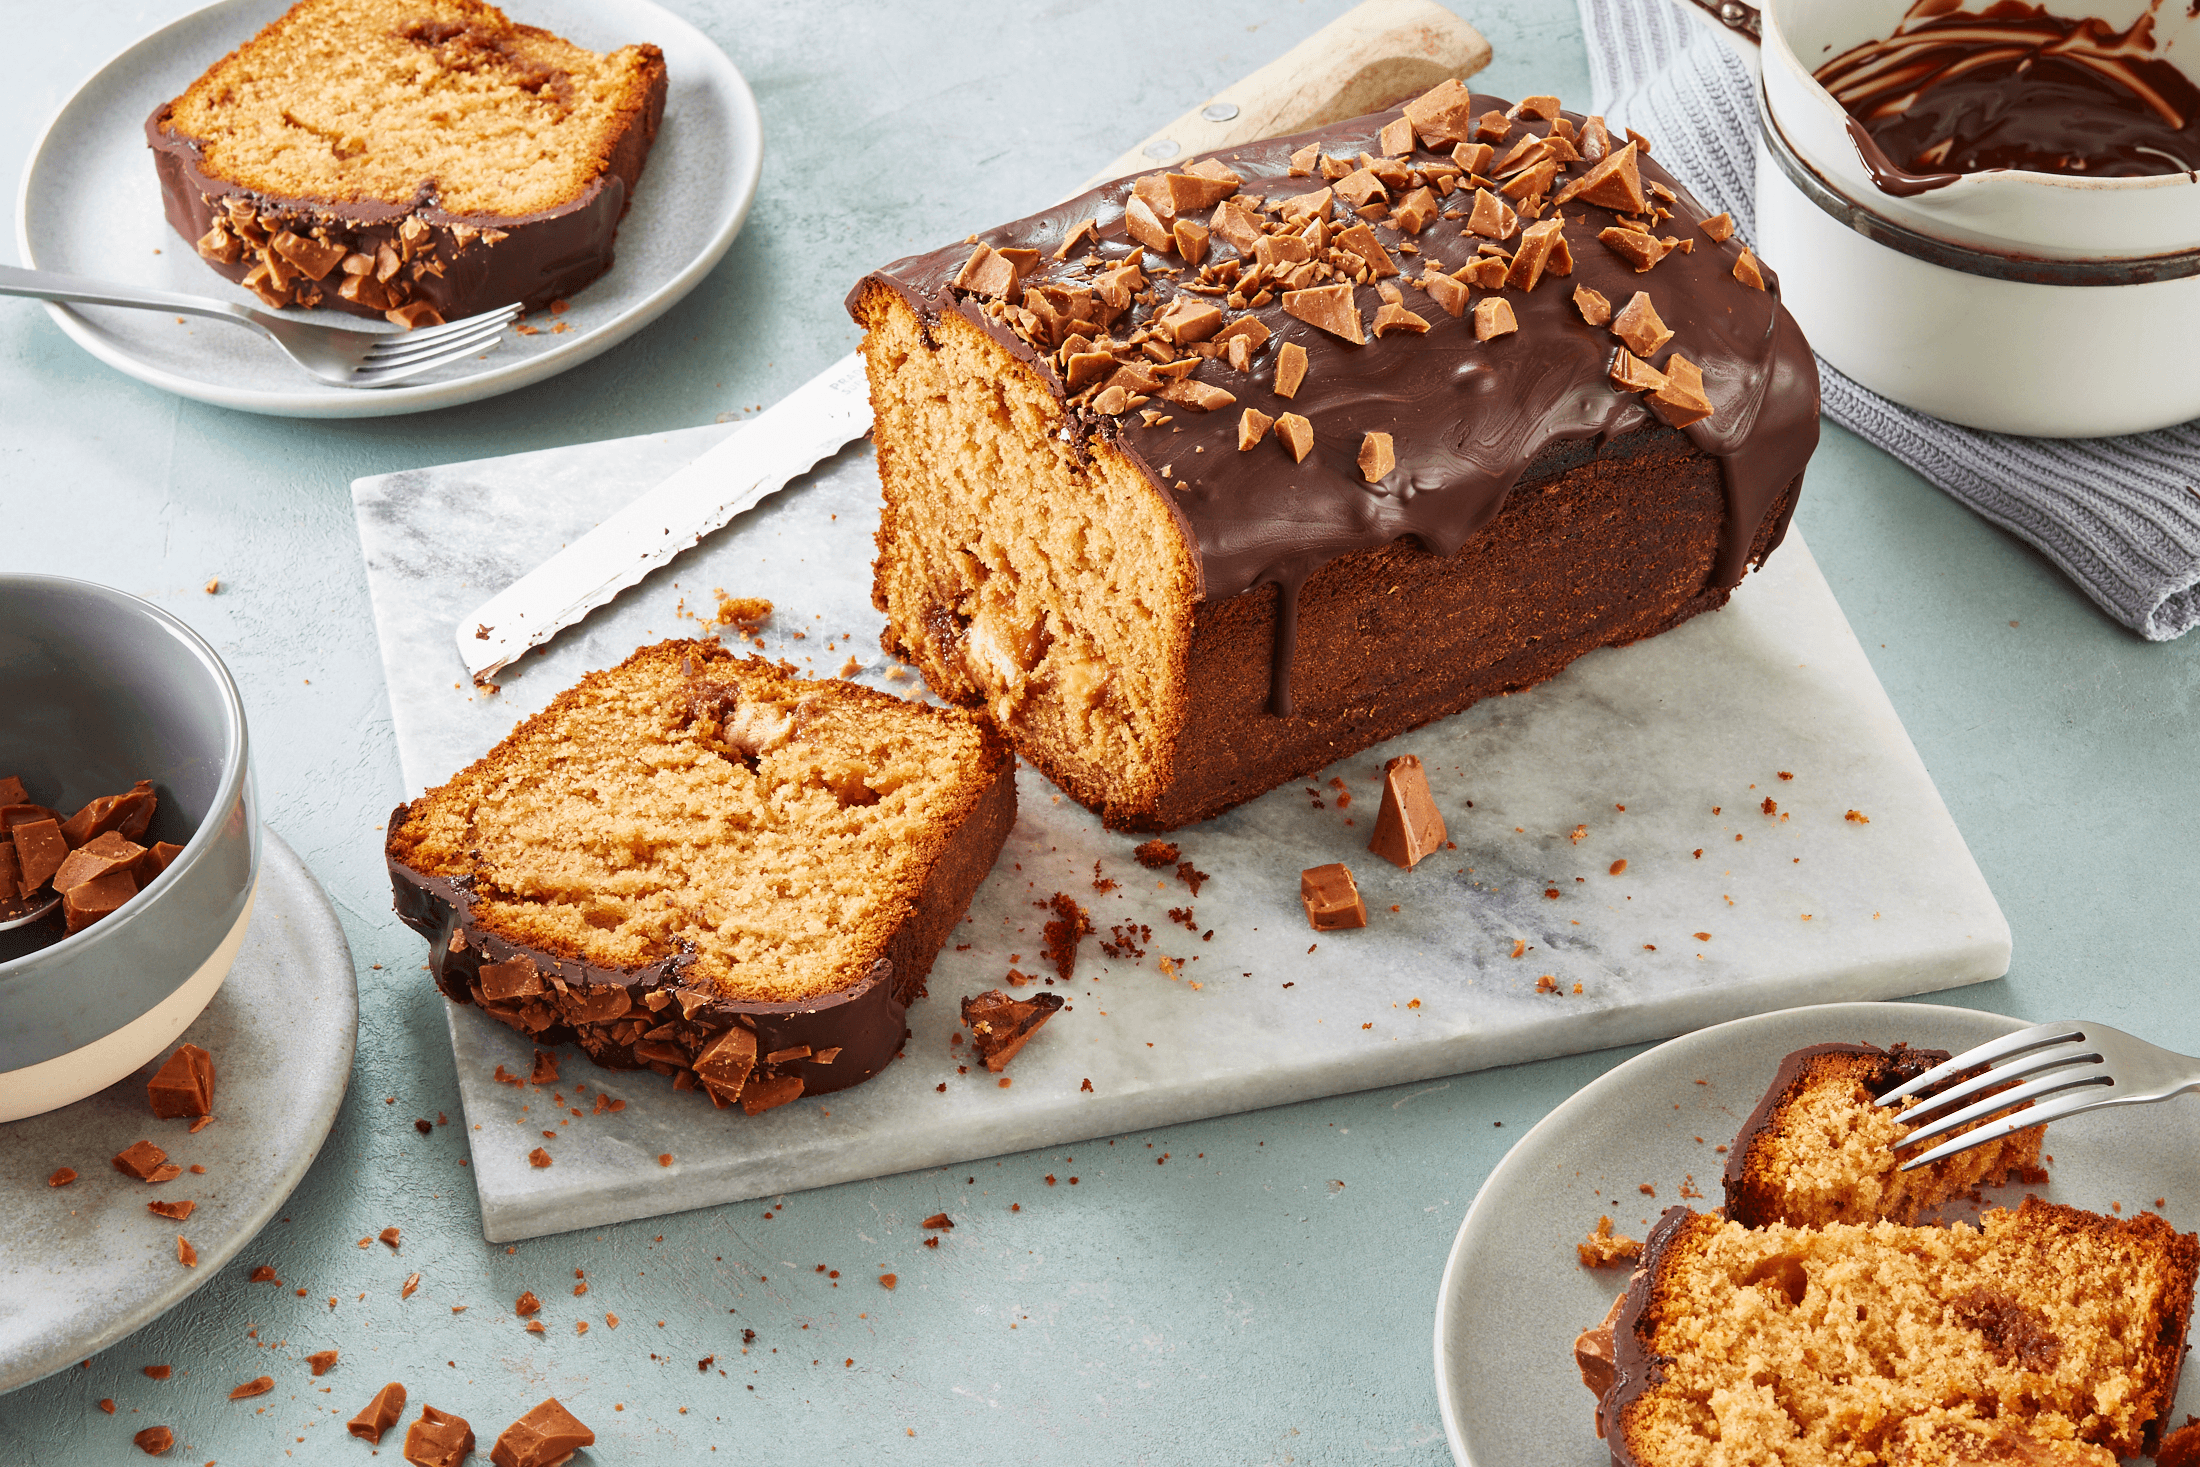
xmin=856 ymin=97 xmax=1819 ymax=714
xmin=1820 ymin=2 xmax=2200 ymax=185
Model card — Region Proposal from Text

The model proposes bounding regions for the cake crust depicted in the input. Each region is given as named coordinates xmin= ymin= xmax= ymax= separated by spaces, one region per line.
xmin=149 ymin=0 xmax=667 ymax=321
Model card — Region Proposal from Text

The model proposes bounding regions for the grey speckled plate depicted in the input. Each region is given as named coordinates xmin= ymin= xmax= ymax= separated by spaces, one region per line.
xmin=14 ymin=0 xmax=759 ymax=417
xmin=1434 ymin=1000 xmax=2200 ymax=1466
xmin=0 ymin=831 xmax=356 ymax=1395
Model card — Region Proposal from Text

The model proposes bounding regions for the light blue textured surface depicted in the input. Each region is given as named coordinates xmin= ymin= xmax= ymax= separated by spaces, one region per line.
xmin=1 ymin=2 xmax=2196 ymax=1463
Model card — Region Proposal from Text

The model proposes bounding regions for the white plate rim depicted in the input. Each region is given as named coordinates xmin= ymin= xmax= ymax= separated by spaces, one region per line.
xmin=1430 ymin=999 xmax=2031 ymax=1467
xmin=11 ymin=0 xmax=762 ymax=418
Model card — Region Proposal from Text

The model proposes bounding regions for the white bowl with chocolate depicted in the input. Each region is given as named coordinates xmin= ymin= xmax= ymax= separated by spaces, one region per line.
xmin=0 ymin=576 xmax=259 ymax=1123
xmin=1755 ymin=0 xmax=2200 ymax=436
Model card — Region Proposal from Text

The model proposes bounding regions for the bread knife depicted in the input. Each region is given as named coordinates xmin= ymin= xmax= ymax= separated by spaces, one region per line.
xmin=457 ymin=0 xmax=1489 ymax=683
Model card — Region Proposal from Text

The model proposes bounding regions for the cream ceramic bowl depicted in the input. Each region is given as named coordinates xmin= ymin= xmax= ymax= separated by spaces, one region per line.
xmin=1756 ymin=0 xmax=2200 ymax=436
xmin=0 ymin=577 xmax=258 ymax=1124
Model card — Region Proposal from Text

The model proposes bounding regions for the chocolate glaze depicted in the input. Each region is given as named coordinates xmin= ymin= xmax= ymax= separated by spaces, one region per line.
xmin=1601 ymin=1204 xmax=1696 ymax=1467
xmin=1820 ymin=2 xmax=2200 ymax=186
xmin=145 ymin=47 xmax=664 ymax=320
xmin=387 ymin=826 xmax=913 ymax=1105
xmin=851 ymin=95 xmax=1820 ymax=716
xmin=1720 ymin=1041 xmax=1948 ymax=1207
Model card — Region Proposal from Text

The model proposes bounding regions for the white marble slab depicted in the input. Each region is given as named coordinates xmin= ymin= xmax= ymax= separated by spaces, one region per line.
xmin=353 ymin=427 xmax=2009 ymax=1242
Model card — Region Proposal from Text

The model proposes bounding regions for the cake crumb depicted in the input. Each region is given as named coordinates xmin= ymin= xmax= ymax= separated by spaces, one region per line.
xmin=1133 ymin=840 xmax=1179 ymax=869
xmin=1578 ymin=1216 xmax=1643 ymax=1268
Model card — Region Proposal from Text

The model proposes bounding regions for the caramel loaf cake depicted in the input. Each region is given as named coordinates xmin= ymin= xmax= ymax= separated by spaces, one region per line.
xmin=149 ymin=0 xmax=665 ymax=326
xmin=1600 ymin=1200 xmax=2200 ymax=1466
xmin=386 ymin=642 xmax=1015 ymax=1115
xmin=1725 ymin=1042 xmax=2047 ymax=1229
xmin=849 ymin=83 xmax=1819 ymax=831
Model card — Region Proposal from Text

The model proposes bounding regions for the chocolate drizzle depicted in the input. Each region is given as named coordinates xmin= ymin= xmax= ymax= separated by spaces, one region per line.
xmin=1820 ymin=1 xmax=2200 ymax=186
xmin=853 ymin=96 xmax=1819 ymax=713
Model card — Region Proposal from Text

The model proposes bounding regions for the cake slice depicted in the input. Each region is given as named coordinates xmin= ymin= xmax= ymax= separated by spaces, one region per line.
xmin=150 ymin=0 xmax=666 ymax=324
xmin=1603 ymin=1200 xmax=2200 ymax=1465
xmin=849 ymin=85 xmax=1818 ymax=830
xmin=1724 ymin=1041 xmax=2047 ymax=1228
xmin=386 ymin=642 xmax=1015 ymax=1113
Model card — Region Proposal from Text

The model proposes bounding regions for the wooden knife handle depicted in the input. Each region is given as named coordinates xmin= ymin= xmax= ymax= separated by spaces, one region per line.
xmin=1078 ymin=0 xmax=1493 ymax=193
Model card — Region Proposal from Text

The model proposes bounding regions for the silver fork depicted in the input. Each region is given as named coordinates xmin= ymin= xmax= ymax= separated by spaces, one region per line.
xmin=1876 ymin=1020 xmax=2200 ymax=1171
xmin=0 ymin=264 xmax=520 ymax=388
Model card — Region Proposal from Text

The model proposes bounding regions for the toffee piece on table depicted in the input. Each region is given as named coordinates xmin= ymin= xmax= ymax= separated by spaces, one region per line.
xmin=1368 ymin=754 xmax=1446 ymax=870
xmin=347 ymin=1382 xmax=407 ymax=1444
xmin=1300 ymin=864 xmax=1368 ymax=931
xmin=490 ymin=1397 xmax=595 ymax=1467
xmin=147 ymin=1043 xmax=217 ymax=1119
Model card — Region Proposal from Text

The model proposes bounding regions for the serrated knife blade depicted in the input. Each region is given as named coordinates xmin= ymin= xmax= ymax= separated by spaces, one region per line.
xmin=456 ymin=350 xmax=871 ymax=681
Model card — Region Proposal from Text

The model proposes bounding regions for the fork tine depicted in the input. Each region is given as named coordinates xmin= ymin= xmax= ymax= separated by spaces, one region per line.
xmin=1874 ymin=1021 xmax=2090 ymax=1107
xmin=1896 ymin=1067 xmax=2112 ymax=1151
xmin=1889 ymin=1039 xmax=2103 ymax=1129
xmin=361 ymin=311 xmax=518 ymax=365
xmin=1899 ymin=1090 xmax=2108 ymax=1171
xmin=360 ymin=303 xmax=522 ymax=355
xmin=351 ymin=332 xmax=508 ymax=386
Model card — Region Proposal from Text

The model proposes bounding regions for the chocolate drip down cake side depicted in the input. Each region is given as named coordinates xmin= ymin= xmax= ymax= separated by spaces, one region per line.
xmin=850 ymin=83 xmax=1820 ymax=831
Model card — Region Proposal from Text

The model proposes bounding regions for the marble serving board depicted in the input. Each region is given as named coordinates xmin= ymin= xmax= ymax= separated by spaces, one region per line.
xmin=353 ymin=422 xmax=2009 ymax=1243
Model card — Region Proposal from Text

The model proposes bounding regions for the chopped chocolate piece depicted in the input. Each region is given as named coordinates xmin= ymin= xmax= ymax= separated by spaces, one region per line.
xmin=404 ymin=1404 xmax=475 ymax=1467
xmin=230 ymin=1375 xmax=274 ymax=1400
xmin=1464 ymin=188 xmax=1517 ymax=241
xmin=1275 ymin=412 xmax=1315 ymax=463
xmin=1274 ymin=186 xmax=1333 ymax=225
xmin=490 ymin=1398 xmax=595 ymax=1467
xmin=0 ymin=802 xmax=62 ymax=832
xmin=1609 ymin=348 xmax=1668 ymax=394
xmin=1733 ymin=248 xmax=1767 ymax=290
xmin=1420 ymin=271 xmax=1469 ymax=318
xmin=133 ymin=1425 xmax=174 ymax=1455
xmin=1579 ymin=114 xmax=1612 ymax=163
xmin=1393 ymin=186 xmax=1438 ymax=236
xmin=1052 ymin=219 xmax=1098 ymax=260
xmin=1171 ymin=218 xmax=1210 ymax=265
xmin=762 ymin=1044 xmax=811 ymax=1065
xmin=176 ymin=1235 xmax=196 ymax=1267
xmin=1510 ymin=94 xmax=1562 ymax=121
xmin=1402 ymin=79 xmax=1479 ymax=147
xmin=923 ymin=1212 xmax=954 ymax=1229
xmin=694 ymin=1026 xmax=757 ymax=1103
xmin=308 ymin=1349 xmax=339 ymax=1376
xmin=1647 ymin=351 xmax=1714 ymax=428
xmin=1273 ymin=341 xmax=1308 ymax=399
xmin=1300 ymin=864 xmax=1368 ymax=931
xmin=350 ymin=1384 xmax=408 ymax=1444
xmin=1555 ymin=141 xmax=1645 ymax=214
xmin=147 ymin=1199 xmax=195 ymax=1221
xmin=147 ymin=1043 xmax=216 ymax=1119
xmin=1474 ymin=109 xmax=1512 ymax=143
xmin=1459 ymin=255 xmax=1509 ymax=289
xmin=113 ymin=1140 xmax=168 ymax=1180
xmin=0 ymin=777 xmax=25 ymax=806
xmin=477 ymin=957 xmax=544 ymax=1000
xmin=47 ymin=1167 xmax=76 ymax=1187
xmin=1133 ymin=840 xmax=1180 ymax=869
xmin=1156 ymin=298 xmax=1222 ymax=346
xmin=1212 ymin=315 xmax=1270 ymax=353
xmin=1498 ymin=159 xmax=1558 ymax=202
xmin=1472 ymin=297 xmax=1517 ymax=341
xmin=60 ymin=781 xmax=156 ymax=847
xmin=952 ymin=244 xmax=1019 ymax=300
xmin=1573 ymin=285 xmax=1612 ymax=325
xmin=1598 ymin=226 xmax=1671 ymax=273
xmin=959 ymin=989 xmax=1064 ymax=1073
xmin=1371 ymin=302 xmax=1429 ymax=338
xmin=1451 ymin=140 xmax=1495 ymax=174
xmin=515 ymin=1290 xmax=543 ymax=1317
xmin=1358 ymin=432 xmax=1396 ymax=483
xmin=1160 ymin=379 xmax=1236 ymax=413
xmin=1506 ymin=219 xmax=1566 ymax=292
xmin=1377 ymin=116 xmax=1416 ymax=156
xmin=52 ymin=831 xmax=147 ymax=892
xmin=1333 ymin=223 xmax=1399 ymax=278
xmin=741 ymin=1074 xmax=804 ymax=1116
xmin=1699 ymin=211 xmax=1735 ymax=243
xmin=0 ymin=842 xmax=18 ymax=903
xmin=1282 ymin=284 xmax=1363 ymax=344
xmin=1287 ymin=142 xmax=1320 ymax=177
xmin=1043 ymin=893 xmax=1092 ymax=980
xmin=1368 ymin=754 xmax=1447 ymax=869
xmin=528 ymin=1147 xmax=552 ymax=1168
xmin=1610 ymin=291 xmax=1673 ymax=356
xmin=14 ymin=818 xmax=67 ymax=893
xmin=64 ymin=868 xmax=137 ymax=933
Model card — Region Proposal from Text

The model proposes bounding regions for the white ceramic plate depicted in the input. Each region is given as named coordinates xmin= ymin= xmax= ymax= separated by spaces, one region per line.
xmin=0 ymin=832 xmax=357 ymax=1394
xmin=13 ymin=0 xmax=761 ymax=417
xmin=1433 ymin=1000 xmax=2200 ymax=1465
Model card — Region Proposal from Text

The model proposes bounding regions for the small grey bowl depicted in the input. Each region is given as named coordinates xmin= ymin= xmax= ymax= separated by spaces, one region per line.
xmin=0 ymin=575 xmax=257 ymax=1122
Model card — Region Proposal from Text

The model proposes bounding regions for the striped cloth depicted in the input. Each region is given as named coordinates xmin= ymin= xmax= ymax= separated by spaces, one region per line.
xmin=1580 ymin=0 xmax=2200 ymax=639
